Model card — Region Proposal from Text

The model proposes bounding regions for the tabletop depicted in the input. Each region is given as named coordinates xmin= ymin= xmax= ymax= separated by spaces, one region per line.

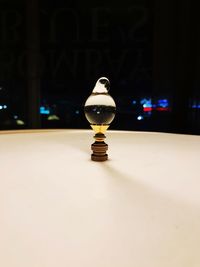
xmin=0 ymin=129 xmax=200 ymax=267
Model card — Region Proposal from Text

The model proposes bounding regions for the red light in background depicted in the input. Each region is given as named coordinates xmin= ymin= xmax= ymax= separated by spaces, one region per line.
xmin=155 ymin=107 xmax=169 ymax=111
xmin=143 ymin=107 xmax=170 ymax=112
xmin=143 ymin=107 xmax=152 ymax=112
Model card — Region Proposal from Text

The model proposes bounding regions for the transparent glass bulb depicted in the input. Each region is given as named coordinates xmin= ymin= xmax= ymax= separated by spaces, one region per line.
xmin=84 ymin=77 xmax=116 ymax=134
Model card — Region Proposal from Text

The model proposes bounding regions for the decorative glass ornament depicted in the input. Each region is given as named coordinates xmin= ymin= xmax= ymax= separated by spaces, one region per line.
xmin=84 ymin=77 xmax=116 ymax=161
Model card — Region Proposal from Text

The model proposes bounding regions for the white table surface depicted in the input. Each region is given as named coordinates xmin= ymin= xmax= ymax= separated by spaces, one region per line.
xmin=0 ymin=129 xmax=200 ymax=267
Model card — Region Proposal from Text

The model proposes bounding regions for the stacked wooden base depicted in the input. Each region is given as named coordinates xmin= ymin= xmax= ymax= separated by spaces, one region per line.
xmin=91 ymin=141 xmax=108 ymax=161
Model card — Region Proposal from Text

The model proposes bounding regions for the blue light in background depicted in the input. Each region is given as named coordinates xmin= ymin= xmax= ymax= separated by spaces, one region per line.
xmin=157 ymin=99 xmax=169 ymax=108
xmin=140 ymin=98 xmax=152 ymax=107
xmin=40 ymin=106 xmax=50 ymax=115
xmin=192 ymin=104 xmax=200 ymax=109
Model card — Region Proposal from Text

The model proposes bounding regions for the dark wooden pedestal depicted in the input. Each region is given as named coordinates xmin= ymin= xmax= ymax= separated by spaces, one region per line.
xmin=91 ymin=133 xmax=108 ymax=161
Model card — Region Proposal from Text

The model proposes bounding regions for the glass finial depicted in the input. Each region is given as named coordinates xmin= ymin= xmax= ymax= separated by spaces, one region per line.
xmin=84 ymin=77 xmax=116 ymax=161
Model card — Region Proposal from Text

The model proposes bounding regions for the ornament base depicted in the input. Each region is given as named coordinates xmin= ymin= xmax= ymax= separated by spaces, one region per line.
xmin=91 ymin=133 xmax=108 ymax=162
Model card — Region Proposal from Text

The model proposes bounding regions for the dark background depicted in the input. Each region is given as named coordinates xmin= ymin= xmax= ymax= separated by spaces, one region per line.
xmin=0 ymin=0 xmax=199 ymax=134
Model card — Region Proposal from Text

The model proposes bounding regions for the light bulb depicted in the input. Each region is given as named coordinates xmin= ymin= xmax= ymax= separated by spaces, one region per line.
xmin=84 ymin=77 xmax=116 ymax=161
